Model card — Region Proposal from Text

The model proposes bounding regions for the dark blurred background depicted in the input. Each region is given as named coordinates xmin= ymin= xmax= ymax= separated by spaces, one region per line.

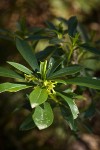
xmin=0 ymin=0 xmax=100 ymax=150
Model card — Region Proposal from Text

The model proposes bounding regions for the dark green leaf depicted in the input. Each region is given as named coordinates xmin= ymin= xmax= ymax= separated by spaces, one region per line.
xmin=18 ymin=17 xmax=27 ymax=32
xmin=0 ymin=29 xmax=9 ymax=33
xmin=16 ymin=38 xmax=39 ymax=71
xmin=48 ymin=65 xmax=82 ymax=79
xmin=7 ymin=61 xmax=33 ymax=74
xmin=84 ymin=103 xmax=96 ymax=118
xmin=49 ymin=38 xmax=64 ymax=45
xmin=77 ymin=118 xmax=93 ymax=133
xmin=0 ymin=67 xmax=23 ymax=79
xmin=54 ymin=79 xmax=66 ymax=84
xmin=60 ymin=106 xmax=77 ymax=131
xmin=65 ymin=77 xmax=100 ymax=90
xmin=29 ymin=27 xmax=44 ymax=34
xmin=79 ymin=43 xmax=100 ymax=55
xmin=0 ymin=29 xmax=13 ymax=41
xmin=77 ymin=23 xmax=89 ymax=42
xmin=45 ymin=21 xmax=57 ymax=30
xmin=68 ymin=16 xmax=78 ymax=37
xmin=36 ymin=46 xmax=56 ymax=61
xmin=29 ymin=87 xmax=48 ymax=108
xmin=26 ymin=35 xmax=48 ymax=41
xmin=57 ymin=92 xmax=79 ymax=119
xmin=57 ymin=17 xmax=68 ymax=25
xmin=0 ymin=35 xmax=13 ymax=41
xmin=85 ymin=56 xmax=100 ymax=60
xmin=47 ymin=57 xmax=63 ymax=76
xmin=66 ymin=116 xmax=77 ymax=131
xmin=20 ymin=112 xmax=35 ymax=130
xmin=33 ymin=102 xmax=54 ymax=130
xmin=0 ymin=82 xmax=31 ymax=93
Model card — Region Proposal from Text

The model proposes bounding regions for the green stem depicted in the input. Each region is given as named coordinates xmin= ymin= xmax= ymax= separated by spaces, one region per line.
xmin=49 ymin=94 xmax=61 ymax=104
xmin=49 ymin=93 xmax=70 ymax=110
xmin=67 ymin=34 xmax=80 ymax=65
xmin=67 ymin=44 xmax=74 ymax=66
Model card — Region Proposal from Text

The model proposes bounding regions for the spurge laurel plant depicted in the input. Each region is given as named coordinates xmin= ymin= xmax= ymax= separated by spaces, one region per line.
xmin=0 ymin=16 xmax=100 ymax=131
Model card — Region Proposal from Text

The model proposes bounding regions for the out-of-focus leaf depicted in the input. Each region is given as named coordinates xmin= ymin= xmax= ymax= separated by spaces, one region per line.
xmin=0 ymin=82 xmax=31 ymax=93
xmin=65 ymin=77 xmax=100 ymax=90
xmin=0 ymin=67 xmax=23 ymax=79
xmin=68 ymin=16 xmax=78 ymax=37
xmin=16 ymin=38 xmax=39 ymax=71
xmin=84 ymin=104 xmax=96 ymax=118
xmin=77 ymin=118 xmax=93 ymax=133
xmin=48 ymin=65 xmax=82 ymax=79
xmin=49 ymin=38 xmax=64 ymax=45
xmin=85 ymin=56 xmax=100 ymax=60
xmin=0 ymin=29 xmax=13 ymax=40
xmin=57 ymin=17 xmax=68 ymax=25
xmin=79 ymin=43 xmax=100 ymax=55
xmin=57 ymin=92 xmax=79 ymax=119
xmin=29 ymin=87 xmax=48 ymax=108
xmin=18 ymin=17 xmax=27 ymax=33
xmin=0 ymin=35 xmax=13 ymax=41
xmin=29 ymin=27 xmax=44 ymax=34
xmin=95 ymin=40 xmax=100 ymax=46
xmin=45 ymin=21 xmax=57 ymax=30
xmin=26 ymin=35 xmax=49 ymax=41
xmin=0 ymin=29 xmax=9 ymax=33
xmin=36 ymin=46 xmax=56 ymax=61
xmin=77 ymin=23 xmax=89 ymax=42
xmin=33 ymin=102 xmax=54 ymax=130
xmin=20 ymin=112 xmax=35 ymax=130
xmin=7 ymin=61 xmax=33 ymax=74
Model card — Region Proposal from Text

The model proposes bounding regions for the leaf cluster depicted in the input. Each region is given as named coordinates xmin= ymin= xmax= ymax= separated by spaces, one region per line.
xmin=0 ymin=16 xmax=100 ymax=131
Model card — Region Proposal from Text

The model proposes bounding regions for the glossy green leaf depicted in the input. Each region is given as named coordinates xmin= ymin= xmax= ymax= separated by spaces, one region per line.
xmin=48 ymin=65 xmax=82 ymax=79
xmin=66 ymin=115 xmax=77 ymax=131
xmin=0 ymin=67 xmax=23 ymax=79
xmin=54 ymin=79 xmax=66 ymax=84
xmin=29 ymin=87 xmax=48 ymax=108
xmin=57 ymin=92 xmax=79 ymax=119
xmin=7 ymin=61 xmax=33 ymax=74
xmin=68 ymin=16 xmax=78 ymax=37
xmin=33 ymin=102 xmax=54 ymax=130
xmin=40 ymin=60 xmax=47 ymax=80
xmin=65 ymin=77 xmax=100 ymax=90
xmin=79 ymin=43 xmax=100 ymax=55
xmin=16 ymin=38 xmax=39 ymax=71
xmin=0 ymin=82 xmax=31 ymax=93
xmin=48 ymin=57 xmax=63 ymax=76
xmin=20 ymin=112 xmax=35 ymax=130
